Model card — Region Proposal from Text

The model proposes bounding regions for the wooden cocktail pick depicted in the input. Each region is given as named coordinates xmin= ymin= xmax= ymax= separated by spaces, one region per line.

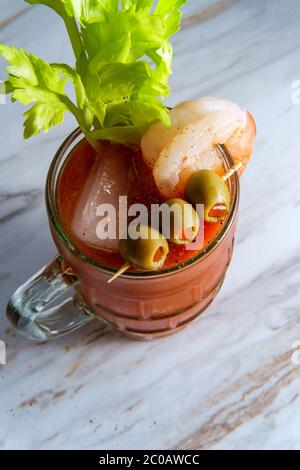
xmin=222 ymin=161 xmax=243 ymax=181
xmin=107 ymin=262 xmax=131 ymax=284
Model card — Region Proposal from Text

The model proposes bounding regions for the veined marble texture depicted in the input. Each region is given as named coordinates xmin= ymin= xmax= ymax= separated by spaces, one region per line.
xmin=1 ymin=0 xmax=300 ymax=450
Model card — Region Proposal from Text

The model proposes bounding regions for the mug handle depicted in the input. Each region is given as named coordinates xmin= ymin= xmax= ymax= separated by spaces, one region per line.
xmin=6 ymin=256 xmax=93 ymax=342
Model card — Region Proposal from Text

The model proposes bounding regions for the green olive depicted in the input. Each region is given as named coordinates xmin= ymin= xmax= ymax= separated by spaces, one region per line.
xmin=161 ymin=198 xmax=200 ymax=245
xmin=184 ymin=170 xmax=230 ymax=223
xmin=119 ymin=225 xmax=169 ymax=271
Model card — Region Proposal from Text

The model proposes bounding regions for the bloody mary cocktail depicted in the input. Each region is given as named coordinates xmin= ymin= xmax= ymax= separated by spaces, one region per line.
xmin=47 ymin=129 xmax=239 ymax=339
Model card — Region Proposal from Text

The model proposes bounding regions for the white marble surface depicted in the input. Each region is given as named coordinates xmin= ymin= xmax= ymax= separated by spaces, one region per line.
xmin=1 ymin=0 xmax=300 ymax=450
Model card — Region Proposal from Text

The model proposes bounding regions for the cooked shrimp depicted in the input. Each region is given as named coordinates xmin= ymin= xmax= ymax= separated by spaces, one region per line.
xmin=141 ymin=97 xmax=256 ymax=198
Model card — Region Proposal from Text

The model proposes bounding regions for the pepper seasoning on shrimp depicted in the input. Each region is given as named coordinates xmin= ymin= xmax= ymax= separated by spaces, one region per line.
xmin=141 ymin=97 xmax=256 ymax=199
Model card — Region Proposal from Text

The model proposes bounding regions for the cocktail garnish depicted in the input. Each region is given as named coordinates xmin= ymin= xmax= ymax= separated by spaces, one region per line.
xmin=108 ymin=225 xmax=169 ymax=283
xmin=185 ymin=169 xmax=231 ymax=223
xmin=0 ymin=0 xmax=187 ymax=149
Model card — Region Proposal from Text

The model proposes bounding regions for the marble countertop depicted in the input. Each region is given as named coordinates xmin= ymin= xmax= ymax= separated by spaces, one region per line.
xmin=1 ymin=0 xmax=300 ymax=450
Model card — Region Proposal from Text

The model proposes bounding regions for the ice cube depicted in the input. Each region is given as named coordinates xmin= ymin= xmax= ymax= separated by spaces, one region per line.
xmin=71 ymin=143 xmax=130 ymax=252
